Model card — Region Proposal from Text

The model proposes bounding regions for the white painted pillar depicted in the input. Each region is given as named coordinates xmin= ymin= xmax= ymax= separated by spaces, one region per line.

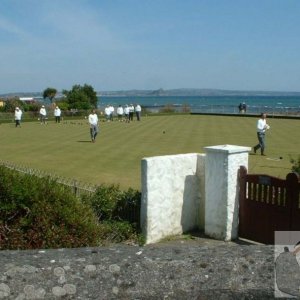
xmin=204 ymin=145 xmax=251 ymax=241
xmin=141 ymin=153 xmax=205 ymax=244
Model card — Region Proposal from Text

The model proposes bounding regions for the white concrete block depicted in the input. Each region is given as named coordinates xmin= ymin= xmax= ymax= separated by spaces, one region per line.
xmin=204 ymin=145 xmax=251 ymax=241
xmin=141 ymin=153 xmax=205 ymax=244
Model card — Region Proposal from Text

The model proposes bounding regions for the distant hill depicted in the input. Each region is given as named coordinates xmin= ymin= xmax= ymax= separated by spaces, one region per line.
xmin=98 ymin=88 xmax=300 ymax=97
xmin=1 ymin=88 xmax=300 ymax=98
xmin=0 ymin=92 xmax=43 ymax=98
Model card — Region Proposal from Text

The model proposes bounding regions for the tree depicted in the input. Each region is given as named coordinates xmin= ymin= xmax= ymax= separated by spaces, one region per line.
xmin=82 ymin=84 xmax=98 ymax=108
xmin=43 ymin=87 xmax=57 ymax=103
xmin=63 ymin=84 xmax=97 ymax=110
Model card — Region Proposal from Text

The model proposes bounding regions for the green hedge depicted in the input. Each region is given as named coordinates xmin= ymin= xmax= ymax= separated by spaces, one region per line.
xmin=0 ymin=166 xmax=101 ymax=250
xmin=0 ymin=166 xmax=143 ymax=249
xmin=82 ymin=184 xmax=141 ymax=222
xmin=81 ymin=184 xmax=142 ymax=243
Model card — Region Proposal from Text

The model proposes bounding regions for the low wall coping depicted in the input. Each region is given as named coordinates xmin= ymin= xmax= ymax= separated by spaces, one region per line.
xmin=0 ymin=240 xmax=276 ymax=299
xmin=204 ymin=144 xmax=251 ymax=154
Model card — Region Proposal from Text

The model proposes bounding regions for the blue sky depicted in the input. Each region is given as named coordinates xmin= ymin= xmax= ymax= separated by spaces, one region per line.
xmin=1 ymin=0 xmax=300 ymax=93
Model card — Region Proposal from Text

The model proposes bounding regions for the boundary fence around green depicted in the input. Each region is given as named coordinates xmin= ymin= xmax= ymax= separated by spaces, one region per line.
xmin=0 ymin=160 xmax=97 ymax=197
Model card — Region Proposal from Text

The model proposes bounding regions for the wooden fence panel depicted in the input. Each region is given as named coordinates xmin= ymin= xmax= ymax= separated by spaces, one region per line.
xmin=239 ymin=166 xmax=300 ymax=244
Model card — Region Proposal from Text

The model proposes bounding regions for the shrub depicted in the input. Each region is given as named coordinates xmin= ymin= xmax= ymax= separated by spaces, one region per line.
xmin=160 ymin=103 xmax=175 ymax=113
xmin=0 ymin=166 xmax=100 ymax=250
xmin=0 ymin=167 xmax=143 ymax=249
xmin=181 ymin=104 xmax=191 ymax=113
xmin=82 ymin=184 xmax=141 ymax=224
xmin=98 ymin=221 xmax=138 ymax=244
xmin=114 ymin=187 xmax=141 ymax=225
xmin=81 ymin=184 xmax=142 ymax=244
xmin=290 ymin=155 xmax=300 ymax=174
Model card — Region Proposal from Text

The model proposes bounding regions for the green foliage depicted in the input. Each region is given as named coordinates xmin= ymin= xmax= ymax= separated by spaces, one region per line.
xmin=98 ymin=221 xmax=138 ymax=243
xmin=0 ymin=165 xmax=142 ymax=249
xmin=290 ymin=155 xmax=300 ymax=174
xmin=82 ymin=184 xmax=141 ymax=224
xmin=81 ymin=84 xmax=98 ymax=108
xmin=54 ymin=100 xmax=68 ymax=111
xmin=43 ymin=87 xmax=57 ymax=103
xmin=26 ymin=103 xmax=40 ymax=112
xmin=83 ymin=184 xmax=121 ymax=220
xmin=81 ymin=184 xmax=141 ymax=243
xmin=63 ymin=84 xmax=97 ymax=110
xmin=3 ymin=98 xmax=24 ymax=112
xmin=0 ymin=166 xmax=101 ymax=250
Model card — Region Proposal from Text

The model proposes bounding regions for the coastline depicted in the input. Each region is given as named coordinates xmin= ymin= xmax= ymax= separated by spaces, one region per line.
xmin=97 ymin=95 xmax=300 ymax=115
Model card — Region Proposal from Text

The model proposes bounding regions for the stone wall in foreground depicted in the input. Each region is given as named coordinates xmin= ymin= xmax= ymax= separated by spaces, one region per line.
xmin=0 ymin=241 xmax=276 ymax=299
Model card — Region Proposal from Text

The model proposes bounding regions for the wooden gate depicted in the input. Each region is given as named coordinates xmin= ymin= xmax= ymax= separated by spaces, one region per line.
xmin=239 ymin=166 xmax=300 ymax=244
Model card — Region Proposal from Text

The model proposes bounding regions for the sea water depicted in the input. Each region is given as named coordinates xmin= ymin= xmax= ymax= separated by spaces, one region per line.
xmin=98 ymin=96 xmax=300 ymax=115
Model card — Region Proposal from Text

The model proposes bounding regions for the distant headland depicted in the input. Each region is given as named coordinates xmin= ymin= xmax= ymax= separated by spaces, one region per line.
xmin=1 ymin=88 xmax=300 ymax=98
xmin=98 ymin=88 xmax=300 ymax=97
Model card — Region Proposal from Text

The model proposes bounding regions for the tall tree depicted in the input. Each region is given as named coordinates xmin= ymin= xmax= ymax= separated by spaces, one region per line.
xmin=43 ymin=87 xmax=57 ymax=103
xmin=82 ymin=84 xmax=98 ymax=108
xmin=63 ymin=84 xmax=97 ymax=109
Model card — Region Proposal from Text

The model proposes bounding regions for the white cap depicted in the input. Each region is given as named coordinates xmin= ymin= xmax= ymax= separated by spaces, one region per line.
xmin=16 ymin=107 xmax=19 ymax=110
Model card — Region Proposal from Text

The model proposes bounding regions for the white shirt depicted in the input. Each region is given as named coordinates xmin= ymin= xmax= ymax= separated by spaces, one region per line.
xmin=54 ymin=107 xmax=61 ymax=117
xmin=88 ymin=113 xmax=98 ymax=126
xmin=15 ymin=109 xmax=22 ymax=120
xmin=257 ymin=118 xmax=269 ymax=133
xmin=135 ymin=105 xmax=141 ymax=112
xmin=105 ymin=107 xmax=111 ymax=116
xmin=117 ymin=106 xmax=124 ymax=115
xmin=40 ymin=108 xmax=47 ymax=116
xmin=124 ymin=106 xmax=129 ymax=114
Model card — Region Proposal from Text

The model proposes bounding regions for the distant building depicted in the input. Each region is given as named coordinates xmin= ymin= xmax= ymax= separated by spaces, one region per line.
xmin=19 ymin=97 xmax=34 ymax=101
xmin=19 ymin=97 xmax=38 ymax=104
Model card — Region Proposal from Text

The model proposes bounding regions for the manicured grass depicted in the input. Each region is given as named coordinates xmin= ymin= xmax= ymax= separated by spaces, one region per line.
xmin=0 ymin=114 xmax=299 ymax=189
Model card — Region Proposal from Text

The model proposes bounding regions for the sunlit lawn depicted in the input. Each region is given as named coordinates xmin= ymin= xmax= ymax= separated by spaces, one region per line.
xmin=0 ymin=114 xmax=299 ymax=190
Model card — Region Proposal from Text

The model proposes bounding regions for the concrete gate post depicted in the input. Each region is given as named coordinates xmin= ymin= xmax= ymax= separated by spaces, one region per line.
xmin=204 ymin=145 xmax=251 ymax=241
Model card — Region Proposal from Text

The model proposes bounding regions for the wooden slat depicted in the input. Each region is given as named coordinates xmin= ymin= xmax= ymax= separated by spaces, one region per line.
xmin=239 ymin=167 xmax=300 ymax=244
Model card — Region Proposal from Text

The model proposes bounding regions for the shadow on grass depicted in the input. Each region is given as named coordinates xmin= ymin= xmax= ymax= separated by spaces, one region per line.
xmin=77 ymin=140 xmax=92 ymax=143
